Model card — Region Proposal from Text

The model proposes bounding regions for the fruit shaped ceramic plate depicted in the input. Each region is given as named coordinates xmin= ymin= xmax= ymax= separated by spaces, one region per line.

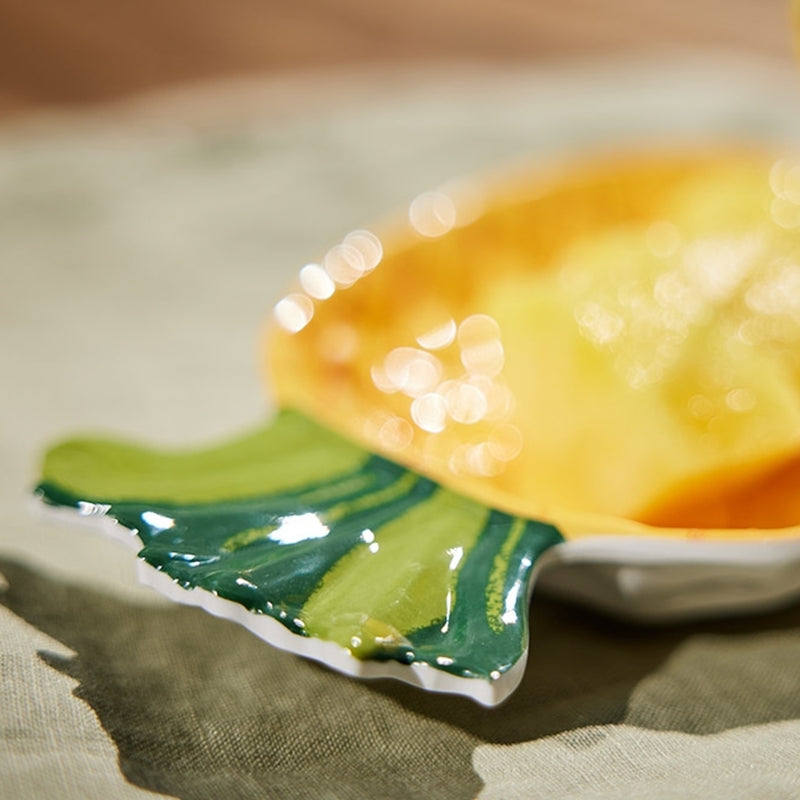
xmin=37 ymin=147 xmax=800 ymax=706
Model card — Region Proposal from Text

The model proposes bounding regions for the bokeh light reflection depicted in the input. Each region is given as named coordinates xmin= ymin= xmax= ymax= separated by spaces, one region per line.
xmin=343 ymin=229 xmax=383 ymax=272
xmin=409 ymin=190 xmax=457 ymax=238
xmin=382 ymin=347 xmax=442 ymax=397
xmin=416 ymin=318 xmax=457 ymax=350
xmin=366 ymin=311 xmax=520 ymax=477
xmin=410 ymin=392 xmax=448 ymax=433
xmin=443 ymin=380 xmax=488 ymax=425
xmin=324 ymin=242 xmax=367 ymax=287
xmin=299 ymin=262 xmax=335 ymax=299
xmin=274 ymin=293 xmax=314 ymax=333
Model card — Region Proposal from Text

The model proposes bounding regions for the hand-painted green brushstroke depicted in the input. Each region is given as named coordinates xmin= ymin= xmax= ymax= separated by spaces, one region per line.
xmin=221 ymin=523 xmax=281 ymax=553
xmin=402 ymin=513 xmax=563 ymax=678
xmin=486 ymin=516 xmax=528 ymax=634
xmin=36 ymin=409 xmax=565 ymax=686
xmin=40 ymin=410 xmax=368 ymax=504
xmin=324 ymin=469 xmax=420 ymax=525
xmin=301 ymin=489 xmax=489 ymax=658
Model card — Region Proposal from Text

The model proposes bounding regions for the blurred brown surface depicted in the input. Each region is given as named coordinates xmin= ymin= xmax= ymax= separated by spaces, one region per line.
xmin=0 ymin=0 xmax=795 ymax=117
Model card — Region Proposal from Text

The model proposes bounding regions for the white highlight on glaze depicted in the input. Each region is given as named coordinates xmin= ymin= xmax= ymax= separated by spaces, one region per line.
xmin=140 ymin=511 xmax=176 ymax=531
xmin=77 ymin=500 xmax=112 ymax=516
xmin=501 ymin=581 xmax=522 ymax=625
xmin=441 ymin=589 xmax=454 ymax=633
xmin=267 ymin=513 xmax=329 ymax=545
xmin=447 ymin=546 xmax=465 ymax=571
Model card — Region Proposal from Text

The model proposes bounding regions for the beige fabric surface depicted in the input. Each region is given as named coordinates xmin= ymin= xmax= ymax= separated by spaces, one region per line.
xmin=2 ymin=55 xmax=800 ymax=799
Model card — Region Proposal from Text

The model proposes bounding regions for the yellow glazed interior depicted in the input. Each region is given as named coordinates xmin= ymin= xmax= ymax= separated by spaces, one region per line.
xmin=267 ymin=149 xmax=800 ymax=541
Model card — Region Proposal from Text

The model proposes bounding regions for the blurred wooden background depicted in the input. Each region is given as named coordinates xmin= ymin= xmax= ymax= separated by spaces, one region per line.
xmin=0 ymin=0 xmax=795 ymax=117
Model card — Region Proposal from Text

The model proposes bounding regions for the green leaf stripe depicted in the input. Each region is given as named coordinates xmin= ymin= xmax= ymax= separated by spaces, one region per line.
xmin=36 ymin=410 xmax=564 ymax=682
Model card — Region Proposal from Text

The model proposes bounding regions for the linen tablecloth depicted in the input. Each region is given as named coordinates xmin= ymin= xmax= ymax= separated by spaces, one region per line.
xmin=2 ymin=56 xmax=800 ymax=799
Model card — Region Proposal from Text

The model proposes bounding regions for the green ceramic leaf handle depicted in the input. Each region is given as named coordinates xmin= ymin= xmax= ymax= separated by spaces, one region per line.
xmin=37 ymin=410 xmax=564 ymax=703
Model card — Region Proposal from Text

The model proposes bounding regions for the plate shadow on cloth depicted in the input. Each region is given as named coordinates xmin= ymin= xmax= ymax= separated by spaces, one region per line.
xmin=2 ymin=557 xmax=800 ymax=800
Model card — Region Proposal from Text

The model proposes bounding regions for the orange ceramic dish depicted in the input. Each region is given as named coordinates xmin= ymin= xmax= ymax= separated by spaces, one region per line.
xmin=269 ymin=148 xmax=800 ymax=542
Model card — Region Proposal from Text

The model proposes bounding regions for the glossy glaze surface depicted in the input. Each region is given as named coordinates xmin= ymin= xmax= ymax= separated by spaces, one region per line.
xmin=269 ymin=151 xmax=800 ymax=539
xmin=38 ymin=410 xmax=563 ymax=685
